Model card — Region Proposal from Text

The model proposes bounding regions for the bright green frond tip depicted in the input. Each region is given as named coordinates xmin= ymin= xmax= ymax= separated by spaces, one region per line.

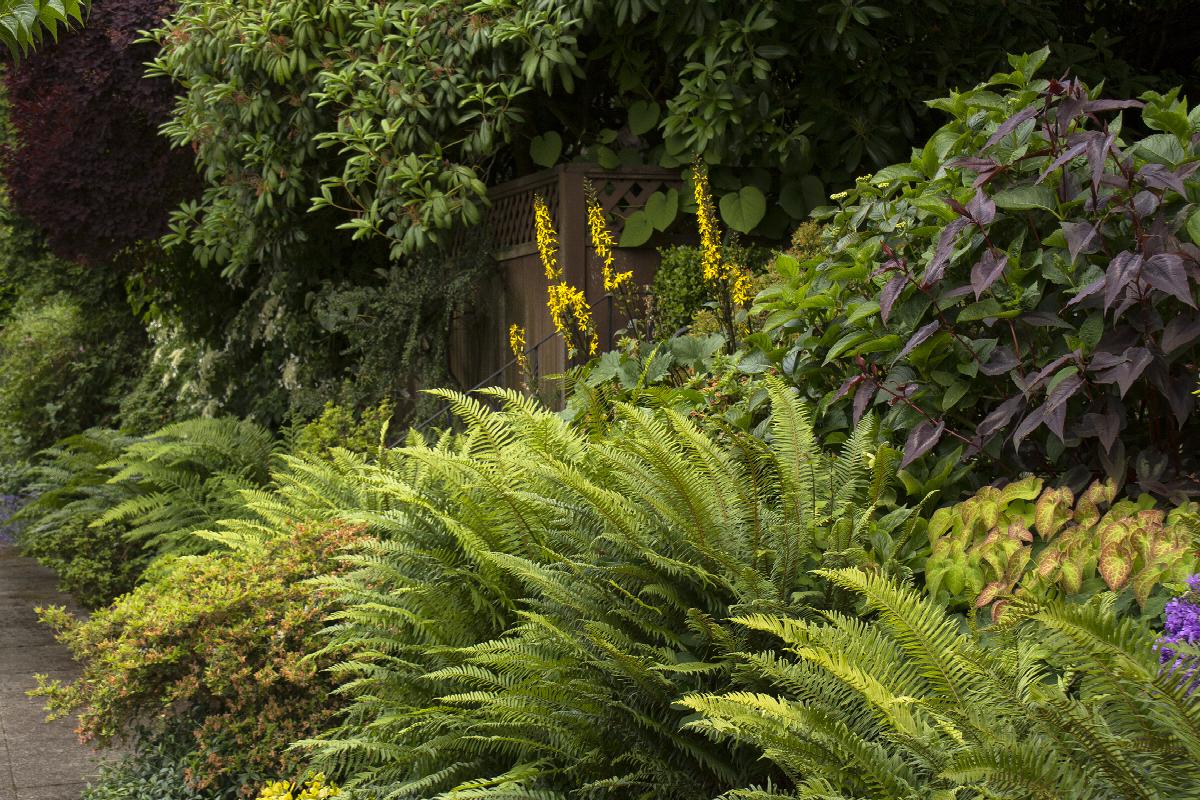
xmin=0 ymin=0 xmax=89 ymax=58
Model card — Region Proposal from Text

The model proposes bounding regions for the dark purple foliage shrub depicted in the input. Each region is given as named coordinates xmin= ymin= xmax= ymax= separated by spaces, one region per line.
xmin=1 ymin=0 xmax=197 ymax=264
xmin=757 ymin=49 xmax=1200 ymax=497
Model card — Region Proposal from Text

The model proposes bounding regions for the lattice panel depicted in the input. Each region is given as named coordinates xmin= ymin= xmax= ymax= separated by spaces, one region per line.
xmin=488 ymin=177 xmax=558 ymax=251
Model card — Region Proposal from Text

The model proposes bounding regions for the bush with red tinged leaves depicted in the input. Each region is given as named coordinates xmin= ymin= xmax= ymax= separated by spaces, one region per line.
xmin=1 ymin=0 xmax=198 ymax=265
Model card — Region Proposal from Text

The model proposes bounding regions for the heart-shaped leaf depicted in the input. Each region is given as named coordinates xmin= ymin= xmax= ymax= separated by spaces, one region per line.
xmin=627 ymin=100 xmax=660 ymax=135
xmin=643 ymin=189 xmax=679 ymax=232
xmin=719 ymin=186 xmax=767 ymax=233
xmin=529 ymin=131 xmax=562 ymax=168
xmin=618 ymin=210 xmax=654 ymax=247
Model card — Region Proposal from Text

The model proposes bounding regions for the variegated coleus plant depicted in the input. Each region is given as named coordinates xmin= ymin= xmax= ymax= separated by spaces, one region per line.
xmin=925 ymin=476 xmax=1200 ymax=619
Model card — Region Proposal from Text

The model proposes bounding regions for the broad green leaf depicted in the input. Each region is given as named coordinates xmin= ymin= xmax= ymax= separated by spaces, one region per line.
xmin=718 ymin=185 xmax=767 ymax=233
xmin=619 ymin=210 xmax=654 ymax=247
xmin=529 ymin=131 xmax=562 ymax=168
xmin=643 ymin=189 xmax=679 ymax=231
xmin=993 ymin=186 xmax=1057 ymax=212
xmin=627 ymin=100 xmax=660 ymax=135
xmin=1186 ymin=209 xmax=1200 ymax=246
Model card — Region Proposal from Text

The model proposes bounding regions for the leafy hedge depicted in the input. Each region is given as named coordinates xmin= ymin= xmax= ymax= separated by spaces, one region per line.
xmin=757 ymin=49 xmax=1200 ymax=497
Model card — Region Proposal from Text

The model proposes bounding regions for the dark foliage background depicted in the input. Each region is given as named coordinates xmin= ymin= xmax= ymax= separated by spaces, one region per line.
xmin=0 ymin=0 xmax=198 ymax=265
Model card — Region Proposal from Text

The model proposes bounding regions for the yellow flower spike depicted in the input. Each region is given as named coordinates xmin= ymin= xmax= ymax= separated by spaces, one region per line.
xmin=584 ymin=186 xmax=633 ymax=292
xmin=533 ymin=195 xmax=562 ymax=282
xmin=509 ymin=324 xmax=530 ymax=375
xmin=730 ymin=268 xmax=753 ymax=307
xmin=691 ymin=161 xmax=724 ymax=284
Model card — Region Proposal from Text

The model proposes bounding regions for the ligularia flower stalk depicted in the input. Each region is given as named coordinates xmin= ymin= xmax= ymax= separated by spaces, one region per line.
xmin=533 ymin=195 xmax=598 ymax=357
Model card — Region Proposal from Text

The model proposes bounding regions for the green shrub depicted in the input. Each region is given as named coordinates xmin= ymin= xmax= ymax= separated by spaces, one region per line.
xmin=651 ymin=243 xmax=773 ymax=337
xmin=304 ymin=384 xmax=923 ymax=797
xmin=15 ymin=418 xmax=278 ymax=604
xmin=83 ymin=733 xmax=211 ymax=800
xmin=755 ymin=49 xmax=1200 ymax=498
xmin=289 ymin=401 xmax=391 ymax=461
xmin=684 ymin=568 xmax=1200 ymax=799
xmin=0 ymin=295 xmax=142 ymax=457
xmin=35 ymin=521 xmax=363 ymax=797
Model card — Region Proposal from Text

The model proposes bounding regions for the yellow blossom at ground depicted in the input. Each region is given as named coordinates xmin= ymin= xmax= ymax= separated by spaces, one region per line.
xmin=256 ymin=774 xmax=341 ymax=800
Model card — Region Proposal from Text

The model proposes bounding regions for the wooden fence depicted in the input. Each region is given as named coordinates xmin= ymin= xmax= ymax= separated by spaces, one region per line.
xmin=447 ymin=163 xmax=685 ymax=399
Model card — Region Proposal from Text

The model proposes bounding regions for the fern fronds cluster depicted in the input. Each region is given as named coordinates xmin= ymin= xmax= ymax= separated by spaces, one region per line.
xmin=302 ymin=380 xmax=912 ymax=797
xmin=684 ymin=569 xmax=1200 ymax=799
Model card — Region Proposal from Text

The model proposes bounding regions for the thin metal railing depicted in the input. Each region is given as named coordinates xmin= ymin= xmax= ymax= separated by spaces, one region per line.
xmin=406 ymin=293 xmax=619 ymax=438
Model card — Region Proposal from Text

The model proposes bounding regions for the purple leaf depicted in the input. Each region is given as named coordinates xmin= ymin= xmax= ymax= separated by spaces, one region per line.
xmin=1104 ymin=251 xmax=1142 ymax=312
xmin=1087 ymin=131 xmax=1116 ymax=194
xmin=948 ymin=156 xmax=999 ymax=173
xmin=1077 ymin=410 xmax=1122 ymax=452
xmin=852 ymin=380 xmax=876 ymax=425
xmin=980 ymin=346 xmax=1019 ymax=376
xmin=984 ymin=105 xmax=1039 ymax=150
xmin=1143 ymin=253 xmax=1196 ymax=307
xmin=1020 ymin=353 xmax=1076 ymax=397
xmin=922 ymin=217 xmax=969 ymax=287
xmin=1137 ymin=162 xmax=1199 ymax=197
xmin=894 ymin=321 xmax=940 ymax=363
xmin=1162 ymin=377 xmax=1196 ymax=428
xmin=1132 ymin=190 xmax=1159 ymax=217
xmin=1162 ymin=314 xmax=1200 ymax=353
xmin=879 ymin=273 xmax=907 ymax=325
xmin=1092 ymin=346 xmax=1153 ymax=397
xmin=1045 ymin=401 xmax=1067 ymax=441
xmin=1065 ymin=274 xmax=1106 ymax=308
xmin=1037 ymin=139 xmax=1088 ymax=184
xmin=970 ymin=250 xmax=1008 ymax=299
xmin=901 ymin=419 xmax=946 ymax=468
xmin=977 ymin=395 xmax=1024 ymax=438
xmin=1043 ymin=374 xmax=1083 ymax=413
xmin=966 ymin=189 xmax=996 ymax=226
xmin=1011 ymin=405 xmax=1048 ymax=451
xmin=834 ymin=375 xmax=863 ymax=401
xmin=1081 ymin=98 xmax=1144 ymax=113
xmin=1061 ymin=221 xmax=1101 ymax=264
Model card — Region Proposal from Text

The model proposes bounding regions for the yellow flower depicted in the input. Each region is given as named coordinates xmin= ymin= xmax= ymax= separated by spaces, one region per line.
xmin=509 ymin=324 xmax=530 ymax=375
xmin=255 ymin=774 xmax=341 ymax=800
xmin=585 ymin=189 xmax=632 ymax=292
xmin=533 ymin=195 xmax=561 ymax=282
xmin=730 ymin=268 xmax=753 ymax=307
xmin=830 ymin=190 xmax=850 ymax=201
xmin=692 ymin=161 xmax=723 ymax=284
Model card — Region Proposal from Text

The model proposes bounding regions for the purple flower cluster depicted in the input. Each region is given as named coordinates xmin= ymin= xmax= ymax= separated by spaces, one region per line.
xmin=1158 ymin=575 xmax=1200 ymax=694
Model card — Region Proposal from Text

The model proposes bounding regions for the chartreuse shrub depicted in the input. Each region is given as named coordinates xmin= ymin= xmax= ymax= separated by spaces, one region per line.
xmin=683 ymin=568 xmax=1200 ymax=799
xmin=755 ymin=48 xmax=1200 ymax=497
xmin=34 ymin=519 xmax=365 ymax=797
xmin=300 ymin=382 xmax=923 ymax=797
xmin=925 ymin=477 xmax=1200 ymax=620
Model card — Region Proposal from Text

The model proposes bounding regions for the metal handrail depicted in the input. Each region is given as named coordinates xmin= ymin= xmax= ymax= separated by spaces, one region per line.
xmin=404 ymin=293 xmax=621 ymax=439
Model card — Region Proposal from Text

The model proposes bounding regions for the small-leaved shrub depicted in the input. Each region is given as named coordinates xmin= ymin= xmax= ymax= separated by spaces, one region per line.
xmin=34 ymin=522 xmax=363 ymax=797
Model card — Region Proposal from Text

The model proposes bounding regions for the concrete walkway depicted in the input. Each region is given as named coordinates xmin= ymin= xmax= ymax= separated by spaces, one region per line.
xmin=0 ymin=543 xmax=106 ymax=800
